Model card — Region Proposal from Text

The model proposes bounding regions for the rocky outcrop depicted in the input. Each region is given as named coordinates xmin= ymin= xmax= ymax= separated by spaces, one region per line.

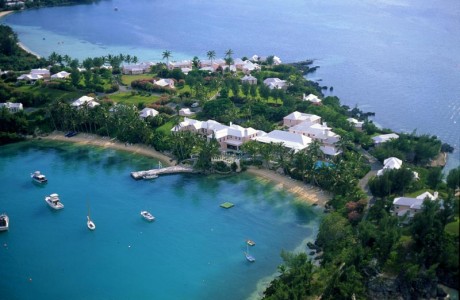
xmin=367 ymin=274 xmax=442 ymax=300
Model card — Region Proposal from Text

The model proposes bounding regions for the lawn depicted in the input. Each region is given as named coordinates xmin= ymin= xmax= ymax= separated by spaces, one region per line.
xmin=108 ymin=92 xmax=160 ymax=106
xmin=445 ymin=217 xmax=459 ymax=237
xmin=121 ymin=74 xmax=154 ymax=86
xmin=156 ymin=119 xmax=177 ymax=135
xmin=16 ymin=85 xmax=84 ymax=104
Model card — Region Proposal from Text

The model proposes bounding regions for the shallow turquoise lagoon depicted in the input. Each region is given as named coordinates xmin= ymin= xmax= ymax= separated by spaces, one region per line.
xmin=0 ymin=141 xmax=321 ymax=300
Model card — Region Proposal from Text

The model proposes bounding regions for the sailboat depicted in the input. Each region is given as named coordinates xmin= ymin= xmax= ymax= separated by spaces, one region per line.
xmin=244 ymin=244 xmax=255 ymax=262
xmin=87 ymin=201 xmax=96 ymax=231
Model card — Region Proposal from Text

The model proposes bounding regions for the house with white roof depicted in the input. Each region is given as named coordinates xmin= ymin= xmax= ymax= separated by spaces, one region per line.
xmin=377 ymin=157 xmax=403 ymax=176
xmin=71 ymin=96 xmax=100 ymax=108
xmin=172 ymin=118 xmax=263 ymax=151
xmin=17 ymin=74 xmax=43 ymax=82
xmin=347 ymin=118 xmax=364 ymax=130
xmin=181 ymin=67 xmax=192 ymax=75
xmin=241 ymin=75 xmax=257 ymax=85
xmin=31 ymin=68 xmax=50 ymax=78
xmin=283 ymin=111 xmax=321 ymax=128
xmin=289 ymin=122 xmax=341 ymax=155
xmin=168 ymin=60 xmax=192 ymax=70
xmin=122 ymin=62 xmax=155 ymax=75
xmin=0 ymin=102 xmax=23 ymax=113
xmin=241 ymin=60 xmax=260 ymax=74
xmin=179 ymin=108 xmax=195 ymax=117
xmin=393 ymin=191 xmax=439 ymax=219
xmin=263 ymin=78 xmax=287 ymax=90
xmin=139 ymin=108 xmax=159 ymax=119
xmin=372 ymin=133 xmax=399 ymax=145
xmin=303 ymin=93 xmax=322 ymax=105
xmin=252 ymin=130 xmax=312 ymax=152
xmin=154 ymin=78 xmax=175 ymax=89
xmin=51 ymin=71 xmax=71 ymax=80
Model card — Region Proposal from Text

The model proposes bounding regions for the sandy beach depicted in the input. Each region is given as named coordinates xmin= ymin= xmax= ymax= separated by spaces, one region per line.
xmin=17 ymin=41 xmax=41 ymax=58
xmin=38 ymin=132 xmax=330 ymax=206
xmin=40 ymin=132 xmax=176 ymax=167
xmin=247 ymin=167 xmax=330 ymax=206
xmin=0 ymin=10 xmax=14 ymax=18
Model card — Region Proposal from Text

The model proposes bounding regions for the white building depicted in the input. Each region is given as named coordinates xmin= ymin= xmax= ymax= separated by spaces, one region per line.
xmin=172 ymin=118 xmax=263 ymax=151
xmin=347 ymin=118 xmax=364 ymax=130
xmin=252 ymin=130 xmax=312 ymax=152
xmin=241 ymin=75 xmax=257 ymax=85
xmin=17 ymin=74 xmax=43 ymax=82
xmin=31 ymin=68 xmax=50 ymax=78
xmin=303 ymin=93 xmax=322 ymax=105
xmin=154 ymin=78 xmax=175 ymax=89
xmin=372 ymin=133 xmax=399 ymax=145
xmin=0 ymin=102 xmax=23 ymax=113
xmin=393 ymin=191 xmax=439 ymax=219
xmin=71 ymin=96 xmax=100 ymax=108
xmin=179 ymin=108 xmax=195 ymax=117
xmin=263 ymin=78 xmax=287 ymax=90
xmin=122 ymin=62 xmax=155 ymax=75
xmin=283 ymin=111 xmax=321 ymax=128
xmin=51 ymin=71 xmax=71 ymax=80
xmin=139 ymin=108 xmax=159 ymax=119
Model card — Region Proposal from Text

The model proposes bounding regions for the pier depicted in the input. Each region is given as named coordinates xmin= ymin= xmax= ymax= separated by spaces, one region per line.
xmin=131 ymin=166 xmax=195 ymax=180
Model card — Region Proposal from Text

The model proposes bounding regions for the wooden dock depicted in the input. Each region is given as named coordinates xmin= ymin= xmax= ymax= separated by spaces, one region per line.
xmin=131 ymin=166 xmax=195 ymax=180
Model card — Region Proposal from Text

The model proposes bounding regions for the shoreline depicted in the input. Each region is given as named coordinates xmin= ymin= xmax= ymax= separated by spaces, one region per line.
xmin=38 ymin=132 xmax=330 ymax=206
xmin=0 ymin=10 xmax=42 ymax=59
xmin=39 ymin=132 xmax=176 ymax=167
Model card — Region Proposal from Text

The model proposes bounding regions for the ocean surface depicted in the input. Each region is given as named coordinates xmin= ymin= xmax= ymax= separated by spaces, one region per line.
xmin=2 ymin=0 xmax=460 ymax=171
xmin=0 ymin=140 xmax=321 ymax=300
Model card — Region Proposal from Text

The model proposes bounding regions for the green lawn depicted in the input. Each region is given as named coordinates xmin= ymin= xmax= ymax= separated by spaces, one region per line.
xmin=16 ymin=85 xmax=84 ymax=103
xmin=121 ymin=74 xmax=154 ymax=86
xmin=108 ymin=92 xmax=160 ymax=106
xmin=445 ymin=218 xmax=459 ymax=237
xmin=156 ymin=119 xmax=177 ymax=135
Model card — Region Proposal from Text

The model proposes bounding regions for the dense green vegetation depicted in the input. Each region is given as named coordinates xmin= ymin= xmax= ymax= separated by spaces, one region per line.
xmin=1 ymin=22 xmax=458 ymax=298
xmin=0 ymin=0 xmax=98 ymax=11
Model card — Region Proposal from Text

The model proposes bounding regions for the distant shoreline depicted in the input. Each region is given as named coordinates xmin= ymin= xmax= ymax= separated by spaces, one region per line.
xmin=1 ymin=10 xmax=42 ymax=59
xmin=37 ymin=132 xmax=330 ymax=206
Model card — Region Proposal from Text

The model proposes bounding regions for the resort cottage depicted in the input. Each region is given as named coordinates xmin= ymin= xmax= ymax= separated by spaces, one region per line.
xmin=139 ymin=108 xmax=159 ymax=119
xmin=392 ymin=191 xmax=439 ymax=219
xmin=377 ymin=157 xmax=403 ymax=176
xmin=283 ymin=111 xmax=321 ymax=128
xmin=303 ymin=93 xmax=322 ymax=105
xmin=241 ymin=75 xmax=257 ymax=85
xmin=179 ymin=108 xmax=195 ymax=117
xmin=372 ymin=133 xmax=399 ymax=145
xmin=71 ymin=96 xmax=100 ymax=108
xmin=154 ymin=78 xmax=175 ymax=89
xmin=172 ymin=118 xmax=263 ymax=151
xmin=122 ymin=62 xmax=155 ymax=75
xmin=0 ymin=102 xmax=23 ymax=113
xmin=263 ymin=78 xmax=288 ymax=90
xmin=51 ymin=71 xmax=71 ymax=80
xmin=347 ymin=118 xmax=364 ymax=130
xmin=253 ymin=130 xmax=312 ymax=152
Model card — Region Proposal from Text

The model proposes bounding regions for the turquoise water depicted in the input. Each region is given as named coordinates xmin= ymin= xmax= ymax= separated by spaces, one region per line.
xmin=0 ymin=141 xmax=321 ymax=300
xmin=2 ymin=0 xmax=459 ymax=170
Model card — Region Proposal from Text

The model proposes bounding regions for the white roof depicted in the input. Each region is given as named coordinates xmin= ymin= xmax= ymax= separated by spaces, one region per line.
xmin=71 ymin=96 xmax=99 ymax=108
xmin=0 ymin=102 xmax=23 ymax=110
xmin=139 ymin=108 xmax=159 ymax=118
xmin=372 ymin=133 xmax=399 ymax=144
xmin=284 ymin=111 xmax=321 ymax=124
xmin=155 ymin=78 xmax=174 ymax=87
xmin=252 ymin=130 xmax=311 ymax=152
xmin=303 ymin=93 xmax=321 ymax=103
xmin=51 ymin=71 xmax=71 ymax=79
xmin=179 ymin=108 xmax=194 ymax=116
xmin=263 ymin=78 xmax=286 ymax=89
xmin=320 ymin=145 xmax=341 ymax=156
xmin=31 ymin=68 xmax=50 ymax=75
xmin=416 ymin=191 xmax=438 ymax=200
xmin=241 ymin=75 xmax=257 ymax=81
xmin=383 ymin=157 xmax=403 ymax=169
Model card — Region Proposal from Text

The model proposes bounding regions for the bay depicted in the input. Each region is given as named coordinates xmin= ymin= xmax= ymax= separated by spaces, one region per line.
xmin=2 ymin=0 xmax=459 ymax=170
xmin=0 ymin=141 xmax=321 ymax=299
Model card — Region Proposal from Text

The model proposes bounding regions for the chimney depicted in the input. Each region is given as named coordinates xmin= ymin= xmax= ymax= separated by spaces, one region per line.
xmin=229 ymin=122 xmax=233 ymax=127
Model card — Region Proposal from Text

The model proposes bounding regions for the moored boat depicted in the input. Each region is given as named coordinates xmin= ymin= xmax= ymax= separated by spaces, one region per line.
xmin=244 ymin=245 xmax=255 ymax=262
xmin=246 ymin=239 xmax=256 ymax=246
xmin=31 ymin=171 xmax=47 ymax=184
xmin=143 ymin=174 xmax=158 ymax=180
xmin=87 ymin=201 xmax=95 ymax=230
xmin=140 ymin=210 xmax=155 ymax=221
xmin=45 ymin=193 xmax=64 ymax=210
xmin=0 ymin=214 xmax=9 ymax=231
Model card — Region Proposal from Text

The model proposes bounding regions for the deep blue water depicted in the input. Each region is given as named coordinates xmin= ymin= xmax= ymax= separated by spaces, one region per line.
xmin=2 ymin=0 xmax=459 ymax=170
xmin=0 ymin=141 xmax=321 ymax=300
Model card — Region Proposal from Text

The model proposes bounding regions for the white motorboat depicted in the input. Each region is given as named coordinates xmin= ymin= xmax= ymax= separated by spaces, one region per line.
xmin=87 ymin=216 xmax=96 ymax=231
xmin=0 ymin=214 xmax=9 ymax=231
xmin=45 ymin=193 xmax=64 ymax=210
xmin=87 ymin=201 xmax=96 ymax=230
xmin=244 ymin=245 xmax=255 ymax=262
xmin=140 ymin=211 xmax=155 ymax=221
xmin=143 ymin=174 xmax=158 ymax=180
xmin=31 ymin=171 xmax=47 ymax=184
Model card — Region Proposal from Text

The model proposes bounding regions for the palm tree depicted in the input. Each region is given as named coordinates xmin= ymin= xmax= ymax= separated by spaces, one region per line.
xmin=225 ymin=49 xmax=233 ymax=59
xmin=207 ymin=50 xmax=216 ymax=65
xmin=132 ymin=56 xmax=138 ymax=64
xmin=162 ymin=50 xmax=172 ymax=68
